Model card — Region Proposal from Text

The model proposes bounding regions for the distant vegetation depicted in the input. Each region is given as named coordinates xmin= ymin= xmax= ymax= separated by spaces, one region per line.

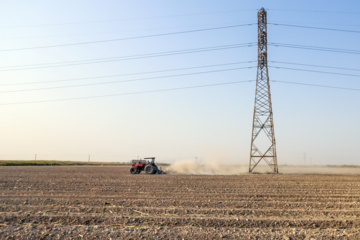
xmin=326 ymin=165 xmax=360 ymax=168
xmin=0 ymin=160 xmax=128 ymax=166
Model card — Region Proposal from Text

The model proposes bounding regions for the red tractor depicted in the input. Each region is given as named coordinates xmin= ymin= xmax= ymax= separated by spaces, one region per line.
xmin=130 ymin=157 xmax=164 ymax=174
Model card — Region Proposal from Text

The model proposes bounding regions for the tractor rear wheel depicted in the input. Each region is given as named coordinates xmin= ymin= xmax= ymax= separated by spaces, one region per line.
xmin=145 ymin=165 xmax=156 ymax=174
xmin=130 ymin=167 xmax=138 ymax=174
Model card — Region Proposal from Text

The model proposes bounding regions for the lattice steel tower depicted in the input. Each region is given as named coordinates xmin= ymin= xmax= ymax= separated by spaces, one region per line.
xmin=249 ymin=8 xmax=278 ymax=173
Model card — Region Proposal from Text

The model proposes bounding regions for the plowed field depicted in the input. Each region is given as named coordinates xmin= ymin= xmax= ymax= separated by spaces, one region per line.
xmin=1 ymin=166 xmax=360 ymax=239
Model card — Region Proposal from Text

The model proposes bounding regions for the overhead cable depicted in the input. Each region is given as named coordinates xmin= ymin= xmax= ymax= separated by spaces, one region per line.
xmin=269 ymin=42 xmax=360 ymax=54
xmin=0 ymin=80 xmax=255 ymax=106
xmin=0 ymin=43 xmax=256 ymax=71
xmin=269 ymin=66 xmax=360 ymax=77
xmin=272 ymin=80 xmax=360 ymax=91
xmin=269 ymin=23 xmax=360 ymax=33
xmin=0 ymin=61 xmax=256 ymax=86
xmin=0 ymin=66 xmax=255 ymax=93
xmin=1 ymin=79 xmax=359 ymax=106
xmin=268 ymin=9 xmax=360 ymax=14
xmin=0 ymin=10 xmax=257 ymax=29
xmin=269 ymin=61 xmax=360 ymax=72
xmin=0 ymin=23 xmax=255 ymax=52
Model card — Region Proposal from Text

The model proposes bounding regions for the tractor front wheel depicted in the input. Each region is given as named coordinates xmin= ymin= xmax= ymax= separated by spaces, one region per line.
xmin=145 ymin=165 xmax=156 ymax=174
xmin=130 ymin=167 xmax=138 ymax=174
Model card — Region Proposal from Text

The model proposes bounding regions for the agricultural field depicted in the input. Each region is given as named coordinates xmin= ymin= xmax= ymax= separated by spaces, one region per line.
xmin=0 ymin=160 xmax=128 ymax=166
xmin=1 ymin=166 xmax=360 ymax=239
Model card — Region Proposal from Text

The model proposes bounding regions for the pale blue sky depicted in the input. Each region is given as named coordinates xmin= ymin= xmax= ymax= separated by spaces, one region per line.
xmin=0 ymin=1 xmax=359 ymax=165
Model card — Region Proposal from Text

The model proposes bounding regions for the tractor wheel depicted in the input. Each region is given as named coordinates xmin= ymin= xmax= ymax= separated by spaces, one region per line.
xmin=130 ymin=167 xmax=138 ymax=174
xmin=145 ymin=165 xmax=156 ymax=174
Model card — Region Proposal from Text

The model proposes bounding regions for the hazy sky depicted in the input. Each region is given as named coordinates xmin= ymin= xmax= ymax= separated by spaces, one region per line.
xmin=0 ymin=1 xmax=359 ymax=165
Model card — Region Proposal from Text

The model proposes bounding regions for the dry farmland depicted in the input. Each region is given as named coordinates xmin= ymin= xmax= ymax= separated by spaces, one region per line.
xmin=1 ymin=166 xmax=360 ymax=239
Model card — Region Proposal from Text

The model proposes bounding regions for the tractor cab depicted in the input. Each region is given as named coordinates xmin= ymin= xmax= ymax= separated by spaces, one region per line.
xmin=144 ymin=157 xmax=155 ymax=164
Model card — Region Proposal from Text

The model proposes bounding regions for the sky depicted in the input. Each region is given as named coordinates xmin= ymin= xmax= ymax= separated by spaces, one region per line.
xmin=0 ymin=1 xmax=359 ymax=165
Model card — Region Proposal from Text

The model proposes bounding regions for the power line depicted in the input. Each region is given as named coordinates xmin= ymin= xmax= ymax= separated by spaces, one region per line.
xmin=5 ymin=21 xmax=358 ymax=40
xmin=0 ymin=22 xmax=253 ymax=40
xmin=0 ymin=66 xmax=256 ymax=93
xmin=1 ymin=78 xmax=359 ymax=106
xmin=268 ymin=9 xmax=360 ymax=14
xmin=0 ymin=80 xmax=255 ymax=106
xmin=0 ymin=61 xmax=256 ymax=86
xmin=0 ymin=43 xmax=255 ymax=69
xmin=272 ymin=80 xmax=360 ymax=91
xmin=0 ymin=10 xmax=257 ymax=29
xmin=0 ymin=23 xmax=255 ymax=52
xmin=0 ymin=43 xmax=256 ymax=71
xmin=269 ymin=23 xmax=360 ymax=34
xmin=269 ymin=42 xmax=360 ymax=54
xmin=269 ymin=66 xmax=360 ymax=77
xmin=269 ymin=61 xmax=360 ymax=72
xmin=2 ymin=41 xmax=356 ymax=72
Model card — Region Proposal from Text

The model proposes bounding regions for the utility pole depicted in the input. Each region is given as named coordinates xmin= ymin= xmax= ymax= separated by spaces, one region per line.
xmin=249 ymin=8 xmax=278 ymax=173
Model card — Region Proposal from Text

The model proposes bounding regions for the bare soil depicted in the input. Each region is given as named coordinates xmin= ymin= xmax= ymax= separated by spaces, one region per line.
xmin=1 ymin=166 xmax=360 ymax=239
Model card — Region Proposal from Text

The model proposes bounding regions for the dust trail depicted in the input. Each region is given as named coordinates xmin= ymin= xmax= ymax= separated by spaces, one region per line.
xmin=166 ymin=161 xmax=360 ymax=175
xmin=166 ymin=159 xmax=248 ymax=175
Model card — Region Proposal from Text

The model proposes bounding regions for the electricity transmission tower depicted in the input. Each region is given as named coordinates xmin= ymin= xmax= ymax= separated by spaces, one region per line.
xmin=249 ymin=8 xmax=278 ymax=173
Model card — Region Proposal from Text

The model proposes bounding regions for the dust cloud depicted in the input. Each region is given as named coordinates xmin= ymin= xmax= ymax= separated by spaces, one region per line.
xmin=165 ymin=159 xmax=360 ymax=175
xmin=166 ymin=159 xmax=248 ymax=175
